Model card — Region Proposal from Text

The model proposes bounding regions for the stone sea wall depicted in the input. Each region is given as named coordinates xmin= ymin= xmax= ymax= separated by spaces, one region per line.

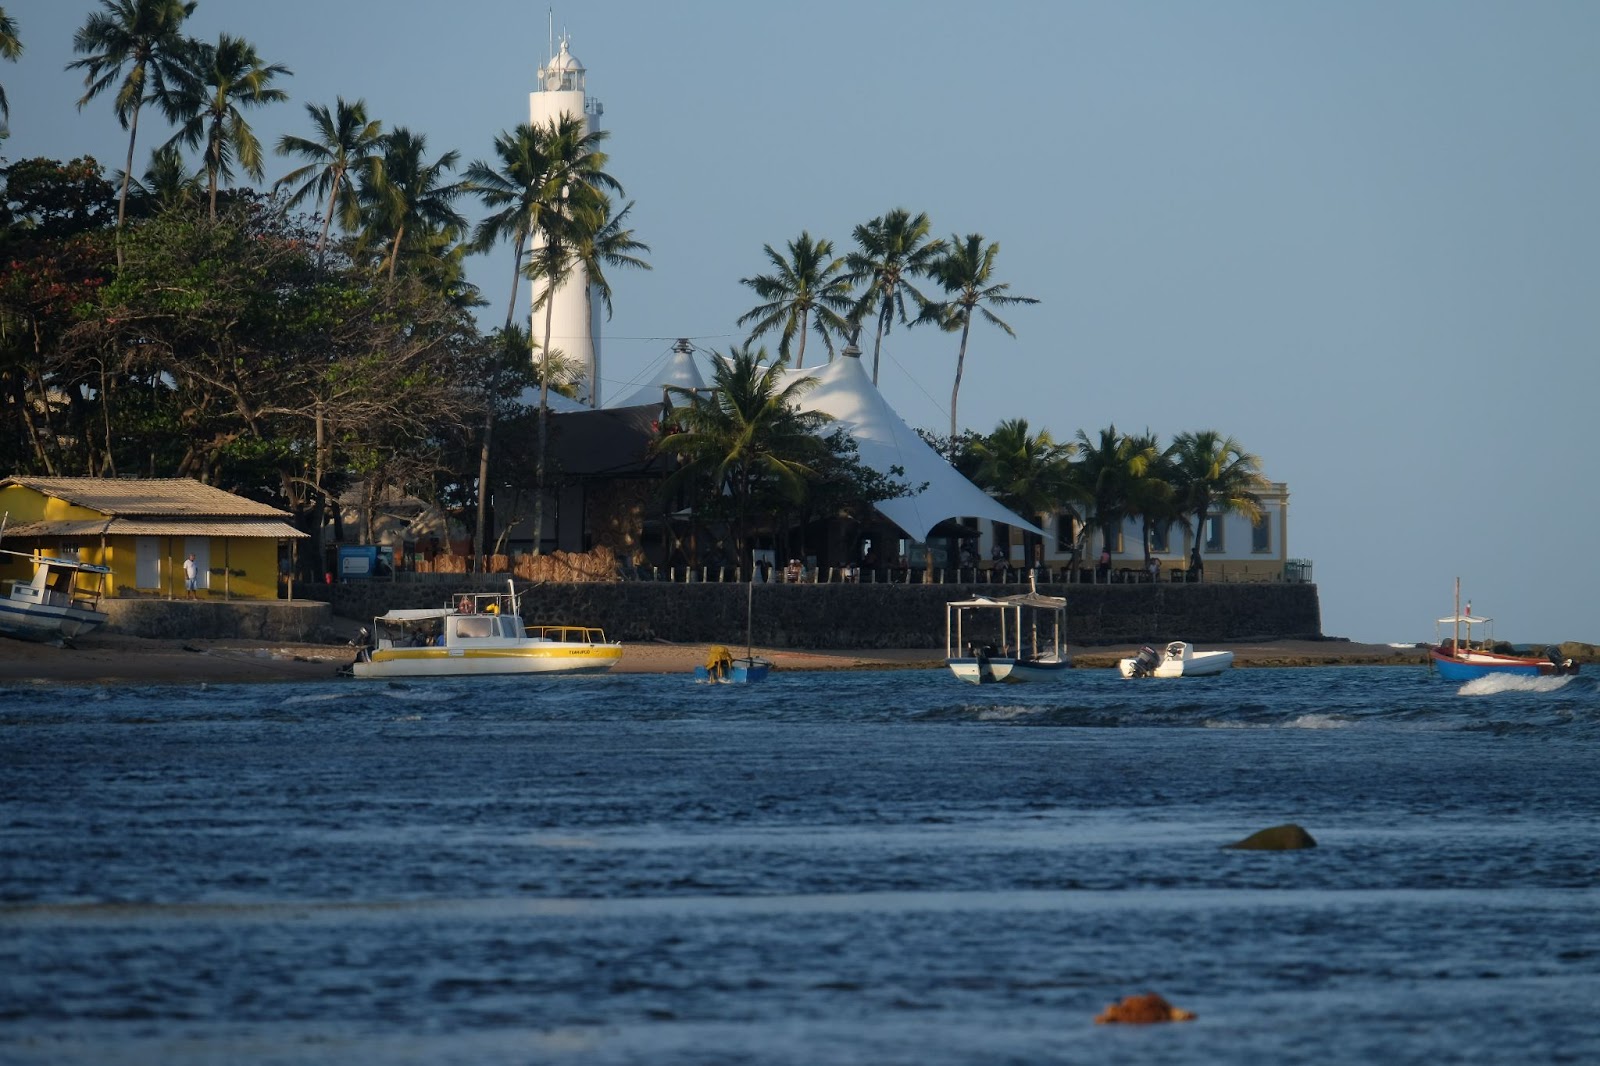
xmin=102 ymin=598 xmax=332 ymax=642
xmin=311 ymin=579 xmax=1324 ymax=649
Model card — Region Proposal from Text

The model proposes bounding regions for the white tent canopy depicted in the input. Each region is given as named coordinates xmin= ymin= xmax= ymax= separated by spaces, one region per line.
xmin=786 ymin=349 xmax=1044 ymax=542
xmin=610 ymin=340 xmax=708 ymax=409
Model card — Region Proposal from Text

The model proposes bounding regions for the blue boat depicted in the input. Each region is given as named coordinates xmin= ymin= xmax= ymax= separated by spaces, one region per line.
xmin=694 ymin=570 xmax=771 ymax=685
xmin=694 ymin=647 xmax=772 ymax=684
xmin=1429 ymin=579 xmax=1577 ymax=680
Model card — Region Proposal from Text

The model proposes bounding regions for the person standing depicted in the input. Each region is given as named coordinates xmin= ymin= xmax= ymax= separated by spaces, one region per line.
xmin=184 ymin=554 xmax=198 ymax=599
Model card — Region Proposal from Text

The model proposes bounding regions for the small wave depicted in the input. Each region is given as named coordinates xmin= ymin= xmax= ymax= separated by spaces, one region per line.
xmin=280 ymin=691 xmax=352 ymax=707
xmin=976 ymin=705 xmax=1042 ymax=721
xmin=1282 ymin=713 xmax=1354 ymax=729
xmin=1458 ymin=675 xmax=1574 ymax=697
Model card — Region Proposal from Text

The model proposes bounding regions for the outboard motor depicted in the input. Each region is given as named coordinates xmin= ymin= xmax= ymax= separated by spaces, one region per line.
xmin=971 ymin=641 xmax=996 ymax=684
xmin=1131 ymin=644 xmax=1161 ymax=678
xmin=1547 ymin=646 xmax=1580 ymax=676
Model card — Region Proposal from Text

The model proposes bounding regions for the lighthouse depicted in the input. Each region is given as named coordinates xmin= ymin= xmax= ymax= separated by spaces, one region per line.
xmin=530 ymin=33 xmax=605 ymax=406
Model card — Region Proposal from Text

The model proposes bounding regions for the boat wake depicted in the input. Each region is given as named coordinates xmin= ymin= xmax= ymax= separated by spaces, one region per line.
xmin=1457 ymin=674 xmax=1574 ymax=696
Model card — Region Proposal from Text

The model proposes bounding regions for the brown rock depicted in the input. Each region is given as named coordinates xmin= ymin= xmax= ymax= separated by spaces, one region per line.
xmin=1094 ymin=992 xmax=1197 ymax=1025
xmin=1224 ymin=823 xmax=1318 ymax=850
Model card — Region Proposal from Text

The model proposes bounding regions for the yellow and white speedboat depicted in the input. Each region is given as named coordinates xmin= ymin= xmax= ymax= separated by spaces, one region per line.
xmin=346 ymin=583 xmax=621 ymax=679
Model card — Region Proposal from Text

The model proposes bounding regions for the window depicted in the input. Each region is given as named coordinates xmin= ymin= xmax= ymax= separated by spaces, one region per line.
xmin=1055 ymin=513 xmax=1078 ymax=553
xmin=1251 ymin=514 xmax=1272 ymax=553
xmin=1204 ymin=514 xmax=1224 ymax=552
xmin=1149 ymin=523 xmax=1171 ymax=553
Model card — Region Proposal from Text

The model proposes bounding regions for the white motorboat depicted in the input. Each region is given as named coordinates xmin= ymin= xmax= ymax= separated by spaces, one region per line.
xmin=345 ymin=582 xmax=621 ymax=678
xmin=946 ymin=586 xmax=1071 ymax=684
xmin=1118 ymin=641 xmax=1234 ymax=678
xmin=0 ymin=549 xmax=112 ymax=643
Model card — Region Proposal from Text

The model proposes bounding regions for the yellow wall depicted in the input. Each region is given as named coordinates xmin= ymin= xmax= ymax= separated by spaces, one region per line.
xmin=99 ymin=536 xmax=282 ymax=599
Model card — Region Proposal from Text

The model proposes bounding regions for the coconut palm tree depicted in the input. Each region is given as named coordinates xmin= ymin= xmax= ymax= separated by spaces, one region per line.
xmin=655 ymin=344 xmax=823 ymax=561
xmin=0 ymin=6 xmax=22 ymax=126
xmin=737 ymin=232 xmax=854 ymax=368
xmin=516 ymin=117 xmax=633 ymax=555
xmin=845 ymin=209 xmax=944 ymax=384
xmin=1122 ymin=430 xmax=1178 ymax=568
xmin=67 ymin=0 xmax=197 ymax=262
xmin=1167 ymin=430 xmax=1269 ymax=580
xmin=466 ymin=117 xmax=620 ymax=332
xmin=358 ymin=127 xmax=465 ymax=280
xmin=117 ymin=142 xmax=202 ymax=213
xmin=275 ymin=97 xmax=382 ymax=252
xmin=160 ymin=33 xmax=291 ymax=218
xmin=968 ymin=417 xmax=1076 ymax=566
xmin=1072 ymin=425 xmax=1159 ymax=567
xmin=920 ymin=233 xmax=1038 ymax=441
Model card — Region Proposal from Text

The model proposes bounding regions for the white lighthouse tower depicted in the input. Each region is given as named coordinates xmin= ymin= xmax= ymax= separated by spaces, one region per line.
xmin=529 ymin=33 xmax=605 ymax=406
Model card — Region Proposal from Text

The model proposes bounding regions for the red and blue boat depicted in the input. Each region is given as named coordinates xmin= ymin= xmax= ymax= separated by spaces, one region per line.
xmin=1429 ymin=580 xmax=1578 ymax=680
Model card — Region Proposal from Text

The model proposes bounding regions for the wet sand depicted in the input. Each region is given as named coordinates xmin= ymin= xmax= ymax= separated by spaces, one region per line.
xmin=0 ymin=632 xmax=1424 ymax=687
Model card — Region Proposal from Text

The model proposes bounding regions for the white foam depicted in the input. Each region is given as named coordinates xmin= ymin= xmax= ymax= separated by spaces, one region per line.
xmin=1457 ymin=674 xmax=1573 ymax=696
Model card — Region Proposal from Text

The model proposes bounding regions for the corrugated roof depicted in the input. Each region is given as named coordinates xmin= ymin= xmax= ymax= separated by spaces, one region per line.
xmin=1 ymin=477 xmax=293 ymax=518
xmin=3 ymin=518 xmax=306 ymax=539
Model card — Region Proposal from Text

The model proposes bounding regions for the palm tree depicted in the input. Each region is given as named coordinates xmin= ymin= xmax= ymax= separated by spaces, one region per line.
xmin=160 ymin=33 xmax=291 ymax=218
xmin=466 ymin=117 xmax=620 ymax=332
xmin=737 ymin=232 xmax=854 ymax=368
xmin=845 ymin=208 xmax=944 ymax=384
xmin=359 ymin=127 xmax=465 ymax=280
xmin=1072 ymin=425 xmax=1159 ymax=567
xmin=968 ymin=418 xmax=1075 ymax=567
xmin=921 ymin=233 xmax=1038 ymax=440
xmin=517 ymin=116 xmax=631 ymax=555
xmin=1167 ymin=430 xmax=1269 ymax=580
xmin=1122 ymin=430 xmax=1178 ymax=568
xmin=118 ymin=142 xmax=202 ymax=213
xmin=655 ymin=344 xmax=823 ymax=561
xmin=68 ymin=0 xmax=197 ymax=262
xmin=275 ymin=97 xmax=382 ymax=252
xmin=0 ymin=6 xmax=22 ymax=127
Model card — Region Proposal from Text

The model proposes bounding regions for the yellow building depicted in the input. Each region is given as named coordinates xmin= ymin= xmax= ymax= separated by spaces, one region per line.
xmin=0 ymin=477 xmax=305 ymax=600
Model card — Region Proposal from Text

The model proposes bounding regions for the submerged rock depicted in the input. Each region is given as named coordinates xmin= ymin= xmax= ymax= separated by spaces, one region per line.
xmin=1094 ymin=992 xmax=1197 ymax=1024
xmin=1224 ymin=823 xmax=1317 ymax=850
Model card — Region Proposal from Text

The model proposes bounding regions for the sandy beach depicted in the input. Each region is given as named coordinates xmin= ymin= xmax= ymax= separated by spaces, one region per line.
xmin=0 ymin=630 xmax=1425 ymax=687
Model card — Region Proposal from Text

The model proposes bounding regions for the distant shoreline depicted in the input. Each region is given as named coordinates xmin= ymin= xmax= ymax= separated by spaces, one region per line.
xmin=0 ymin=634 xmax=1429 ymax=688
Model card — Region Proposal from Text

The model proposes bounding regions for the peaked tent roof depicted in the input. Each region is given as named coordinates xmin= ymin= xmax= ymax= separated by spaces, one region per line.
xmin=610 ymin=342 xmax=708 ymax=409
xmin=785 ymin=352 xmax=1044 ymax=542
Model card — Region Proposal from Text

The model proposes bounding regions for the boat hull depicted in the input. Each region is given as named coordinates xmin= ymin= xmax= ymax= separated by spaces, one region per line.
xmin=946 ymin=654 xmax=1069 ymax=684
xmin=351 ymin=644 xmax=621 ymax=678
xmin=1429 ymin=647 xmax=1568 ymax=681
xmin=0 ymin=599 xmax=108 ymax=642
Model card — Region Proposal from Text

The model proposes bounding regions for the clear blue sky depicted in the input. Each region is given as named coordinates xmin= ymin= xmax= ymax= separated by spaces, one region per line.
xmin=6 ymin=1 xmax=1596 ymax=643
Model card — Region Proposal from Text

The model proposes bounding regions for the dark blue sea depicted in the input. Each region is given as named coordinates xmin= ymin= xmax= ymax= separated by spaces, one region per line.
xmin=3 ymin=666 xmax=1598 ymax=1065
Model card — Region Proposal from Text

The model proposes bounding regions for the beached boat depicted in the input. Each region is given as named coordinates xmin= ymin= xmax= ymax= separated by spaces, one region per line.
xmin=946 ymin=587 xmax=1071 ymax=684
xmin=345 ymin=582 xmax=621 ymax=678
xmin=1429 ymin=579 xmax=1577 ymax=681
xmin=0 ymin=549 xmax=112 ymax=643
xmin=1118 ymin=641 xmax=1234 ymax=678
xmin=694 ymin=558 xmax=771 ymax=684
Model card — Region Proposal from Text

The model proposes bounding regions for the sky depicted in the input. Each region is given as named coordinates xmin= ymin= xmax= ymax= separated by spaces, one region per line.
xmin=5 ymin=0 xmax=1596 ymax=643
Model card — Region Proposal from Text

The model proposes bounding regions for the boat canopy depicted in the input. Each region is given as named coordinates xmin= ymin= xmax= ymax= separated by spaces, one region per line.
xmin=378 ymin=608 xmax=454 ymax=621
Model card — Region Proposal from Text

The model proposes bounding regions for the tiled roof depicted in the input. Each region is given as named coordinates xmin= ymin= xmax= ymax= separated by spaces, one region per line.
xmin=1 ymin=477 xmax=293 ymax=518
xmin=2 ymin=518 xmax=305 ymax=539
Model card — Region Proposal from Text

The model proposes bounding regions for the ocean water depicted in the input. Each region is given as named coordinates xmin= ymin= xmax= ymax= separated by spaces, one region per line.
xmin=2 ymin=665 xmax=1598 ymax=1065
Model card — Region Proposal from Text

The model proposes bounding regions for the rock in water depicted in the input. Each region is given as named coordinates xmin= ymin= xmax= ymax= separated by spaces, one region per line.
xmin=1094 ymin=992 xmax=1197 ymax=1024
xmin=1224 ymin=823 xmax=1317 ymax=850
